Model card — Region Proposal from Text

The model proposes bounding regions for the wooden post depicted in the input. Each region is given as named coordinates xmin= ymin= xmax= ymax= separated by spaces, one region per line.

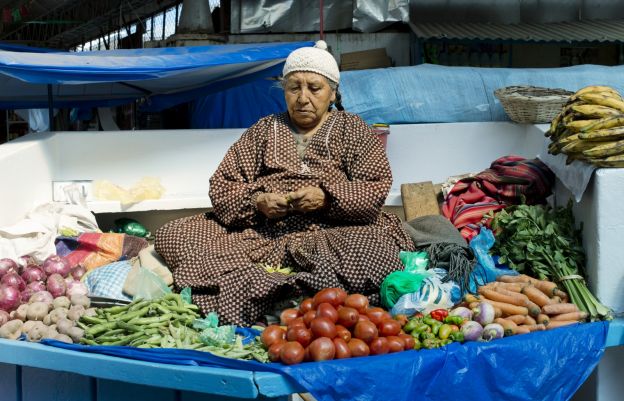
xmin=400 ymin=181 xmax=441 ymax=221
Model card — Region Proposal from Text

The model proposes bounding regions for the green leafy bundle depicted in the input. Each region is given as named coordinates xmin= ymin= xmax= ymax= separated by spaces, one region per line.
xmin=490 ymin=202 xmax=610 ymax=321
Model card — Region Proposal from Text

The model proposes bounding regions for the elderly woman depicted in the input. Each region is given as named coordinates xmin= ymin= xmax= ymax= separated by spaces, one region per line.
xmin=155 ymin=41 xmax=415 ymax=325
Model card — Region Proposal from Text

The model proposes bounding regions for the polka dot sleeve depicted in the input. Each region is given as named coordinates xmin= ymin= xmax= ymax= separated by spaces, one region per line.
xmin=209 ymin=117 xmax=269 ymax=227
xmin=321 ymin=114 xmax=392 ymax=223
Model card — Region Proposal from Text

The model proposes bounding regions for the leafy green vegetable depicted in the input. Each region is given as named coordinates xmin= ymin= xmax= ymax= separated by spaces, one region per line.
xmin=489 ymin=202 xmax=611 ymax=321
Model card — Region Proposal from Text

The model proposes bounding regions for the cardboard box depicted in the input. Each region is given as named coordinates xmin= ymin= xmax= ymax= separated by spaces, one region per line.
xmin=340 ymin=48 xmax=392 ymax=71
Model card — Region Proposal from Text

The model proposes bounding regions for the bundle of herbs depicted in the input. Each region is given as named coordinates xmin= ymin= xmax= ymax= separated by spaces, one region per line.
xmin=489 ymin=202 xmax=611 ymax=321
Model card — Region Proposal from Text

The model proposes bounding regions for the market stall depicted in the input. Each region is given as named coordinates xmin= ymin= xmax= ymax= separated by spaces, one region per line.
xmin=0 ymin=119 xmax=621 ymax=401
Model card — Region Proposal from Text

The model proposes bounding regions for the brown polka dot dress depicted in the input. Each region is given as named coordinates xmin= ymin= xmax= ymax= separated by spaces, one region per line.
xmin=155 ymin=111 xmax=415 ymax=325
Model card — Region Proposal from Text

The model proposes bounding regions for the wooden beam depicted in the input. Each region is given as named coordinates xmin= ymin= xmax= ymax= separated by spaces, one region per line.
xmin=400 ymin=181 xmax=441 ymax=221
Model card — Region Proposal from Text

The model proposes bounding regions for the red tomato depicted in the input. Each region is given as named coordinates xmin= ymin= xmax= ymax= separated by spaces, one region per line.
xmin=268 ymin=340 xmax=286 ymax=362
xmin=335 ymin=324 xmax=352 ymax=342
xmin=288 ymin=317 xmax=306 ymax=329
xmin=303 ymin=310 xmax=317 ymax=327
xmin=310 ymin=317 xmax=337 ymax=339
xmin=280 ymin=308 xmax=300 ymax=326
xmin=378 ymin=319 xmax=402 ymax=337
xmin=347 ymin=338 xmax=370 ymax=357
xmin=280 ymin=341 xmax=305 ymax=365
xmin=286 ymin=326 xmax=312 ymax=348
xmin=308 ymin=337 xmax=336 ymax=361
xmin=316 ymin=302 xmax=339 ymax=323
xmin=353 ymin=320 xmax=378 ymax=343
xmin=344 ymin=294 xmax=369 ymax=314
xmin=337 ymin=306 xmax=359 ymax=328
xmin=394 ymin=314 xmax=409 ymax=327
xmin=369 ymin=337 xmax=390 ymax=355
xmin=398 ymin=334 xmax=415 ymax=350
xmin=386 ymin=336 xmax=405 ymax=353
xmin=261 ymin=325 xmax=286 ymax=348
xmin=312 ymin=288 xmax=341 ymax=308
xmin=299 ymin=298 xmax=314 ymax=314
xmin=366 ymin=307 xmax=387 ymax=326
xmin=333 ymin=338 xmax=351 ymax=359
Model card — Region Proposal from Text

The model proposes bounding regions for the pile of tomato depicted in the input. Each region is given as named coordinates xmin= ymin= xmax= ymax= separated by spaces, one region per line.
xmin=261 ymin=288 xmax=415 ymax=365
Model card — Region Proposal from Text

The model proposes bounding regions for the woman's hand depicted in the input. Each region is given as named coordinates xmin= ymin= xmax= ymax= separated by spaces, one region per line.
xmin=287 ymin=186 xmax=327 ymax=213
xmin=256 ymin=193 xmax=290 ymax=219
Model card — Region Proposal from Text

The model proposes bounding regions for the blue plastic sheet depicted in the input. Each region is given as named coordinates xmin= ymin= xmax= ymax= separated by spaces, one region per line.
xmin=0 ymin=41 xmax=312 ymax=110
xmin=43 ymin=321 xmax=607 ymax=401
xmin=340 ymin=64 xmax=624 ymax=125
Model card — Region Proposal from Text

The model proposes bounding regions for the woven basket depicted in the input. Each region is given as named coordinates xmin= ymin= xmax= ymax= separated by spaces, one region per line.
xmin=494 ymin=86 xmax=574 ymax=124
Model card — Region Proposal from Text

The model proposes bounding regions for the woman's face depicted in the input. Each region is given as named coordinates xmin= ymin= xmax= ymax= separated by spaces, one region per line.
xmin=284 ymin=72 xmax=336 ymax=131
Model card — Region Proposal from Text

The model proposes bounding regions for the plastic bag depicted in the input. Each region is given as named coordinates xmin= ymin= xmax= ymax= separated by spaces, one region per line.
xmin=93 ymin=177 xmax=165 ymax=205
xmin=466 ymin=228 xmax=519 ymax=294
xmin=380 ymin=251 xmax=430 ymax=308
xmin=113 ymin=217 xmax=150 ymax=238
xmin=131 ymin=265 xmax=171 ymax=301
xmin=194 ymin=312 xmax=236 ymax=347
xmin=391 ymin=268 xmax=461 ymax=316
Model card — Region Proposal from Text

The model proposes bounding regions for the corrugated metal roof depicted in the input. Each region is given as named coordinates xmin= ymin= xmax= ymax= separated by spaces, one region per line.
xmin=410 ymin=19 xmax=624 ymax=43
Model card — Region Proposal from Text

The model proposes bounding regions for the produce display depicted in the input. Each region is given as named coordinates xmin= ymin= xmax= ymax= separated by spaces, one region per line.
xmin=471 ymin=275 xmax=588 ymax=333
xmin=78 ymin=293 xmax=268 ymax=361
xmin=260 ymin=288 xmax=420 ymax=365
xmin=546 ymin=85 xmax=624 ymax=166
xmin=0 ymin=256 xmax=91 ymax=343
xmin=490 ymin=204 xmax=611 ymax=320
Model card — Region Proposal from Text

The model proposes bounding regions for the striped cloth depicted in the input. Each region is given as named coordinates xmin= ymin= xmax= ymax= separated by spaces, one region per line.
xmin=442 ymin=156 xmax=554 ymax=241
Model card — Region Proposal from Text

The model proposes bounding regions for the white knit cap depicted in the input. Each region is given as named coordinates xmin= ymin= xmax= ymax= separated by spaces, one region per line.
xmin=282 ymin=40 xmax=340 ymax=84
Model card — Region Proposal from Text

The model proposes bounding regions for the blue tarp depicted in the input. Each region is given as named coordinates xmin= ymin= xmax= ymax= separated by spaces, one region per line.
xmin=0 ymin=41 xmax=312 ymax=111
xmin=43 ymin=321 xmax=608 ymax=401
xmin=190 ymin=63 xmax=624 ymax=128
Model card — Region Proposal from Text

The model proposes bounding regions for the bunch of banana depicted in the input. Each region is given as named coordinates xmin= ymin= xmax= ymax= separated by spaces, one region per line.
xmin=546 ymin=85 xmax=624 ymax=166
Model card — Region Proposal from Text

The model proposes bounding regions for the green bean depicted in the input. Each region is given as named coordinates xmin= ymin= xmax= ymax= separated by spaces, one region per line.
xmin=81 ymin=315 xmax=107 ymax=325
xmin=80 ymin=338 xmax=99 ymax=345
xmin=128 ymin=299 xmax=151 ymax=312
xmin=103 ymin=304 xmax=133 ymax=314
xmin=101 ymin=332 xmax=145 ymax=346
xmin=130 ymin=313 xmax=173 ymax=325
xmin=94 ymin=328 xmax=125 ymax=338
xmin=117 ymin=306 xmax=150 ymax=322
xmin=116 ymin=321 xmax=142 ymax=332
xmin=86 ymin=321 xmax=118 ymax=337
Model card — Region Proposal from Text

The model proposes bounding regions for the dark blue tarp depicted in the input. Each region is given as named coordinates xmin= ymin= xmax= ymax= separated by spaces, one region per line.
xmin=43 ymin=321 xmax=608 ymax=401
xmin=0 ymin=41 xmax=312 ymax=111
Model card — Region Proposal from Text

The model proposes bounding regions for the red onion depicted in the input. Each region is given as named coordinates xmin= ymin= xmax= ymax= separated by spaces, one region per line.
xmin=29 ymin=290 xmax=53 ymax=305
xmin=21 ymin=265 xmax=47 ymax=284
xmin=1 ymin=272 xmax=26 ymax=291
xmin=46 ymin=273 xmax=66 ymax=298
xmin=17 ymin=255 xmax=35 ymax=268
xmin=20 ymin=283 xmax=38 ymax=303
xmin=66 ymin=281 xmax=89 ymax=298
xmin=70 ymin=264 xmax=87 ymax=281
xmin=0 ymin=285 xmax=21 ymax=311
xmin=42 ymin=255 xmax=71 ymax=278
xmin=0 ymin=258 xmax=18 ymax=278
xmin=0 ymin=310 xmax=9 ymax=325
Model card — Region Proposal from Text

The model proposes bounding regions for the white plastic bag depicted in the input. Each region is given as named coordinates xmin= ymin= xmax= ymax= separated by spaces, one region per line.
xmin=391 ymin=268 xmax=460 ymax=316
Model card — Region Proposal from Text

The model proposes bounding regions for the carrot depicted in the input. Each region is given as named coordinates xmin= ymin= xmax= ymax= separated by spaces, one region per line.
xmin=550 ymin=311 xmax=589 ymax=322
xmin=551 ymin=296 xmax=562 ymax=304
xmin=492 ymin=282 xmax=526 ymax=293
xmin=497 ymin=275 xmax=531 ymax=284
xmin=469 ymin=302 xmax=479 ymax=310
xmin=523 ymin=323 xmax=546 ymax=332
xmin=480 ymin=299 xmax=529 ymax=316
xmin=554 ymin=289 xmax=569 ymax=302
xmin=524 ymin=315 xmax=537 ymax=325
xmin=505 ymin=315 xmax=526 ymax=325
xmin=515 ymin=325 xmax=531 ymax=334
xmin=532 ymin=280 xmax=558 ymax=297
xmin=464 ymin=293 xmax=480 ymax=303
xmin=546 ymin=320 xmax=580 ymax=330
xmin=537 ymin=314 xmax=550 ymax=325
xmin=479 ymin=288 xmax=528 ymax=308
xmin=495 ymin=318 xmax=518 ymax=336
xmin=521 ymin=285 xmax=552 ymax=308
xmin=542 ymin=303 xmax=580 ymax=315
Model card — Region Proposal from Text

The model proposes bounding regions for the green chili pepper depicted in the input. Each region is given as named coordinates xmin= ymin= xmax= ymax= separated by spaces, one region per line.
xmin=403 ymin=319 xmax=420 ymax=333
xmin=438 ymin=324 xmax=453 ymax=340
xmin=423 ymin=316 xmax=438 ymax=326
xmin=412 ymin=338 xmax=422 ymax=350
xmin=430 ymin=321 xmax=443 ymax=336
xmin=450 ymin=331 xmax=465 ymax=343
xmin=444 ymin=315 xmax=465 ymax=326
xmin=419 ymin=331 xmax=435 ymax=341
